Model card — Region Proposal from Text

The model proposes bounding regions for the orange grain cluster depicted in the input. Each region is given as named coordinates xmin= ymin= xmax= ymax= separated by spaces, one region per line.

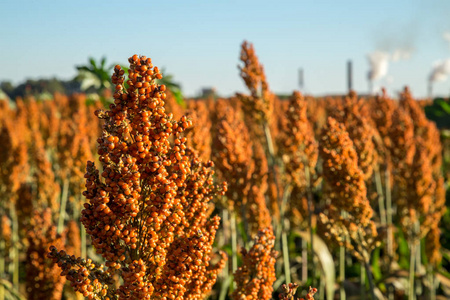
xmin=319 ymin=117 xmax=378 ymax=262
xmin=370 ymin=88 xmax=396 ymax=163
xmin=212 ymin=106 xmax=253 ymax=211
xmin=278 ymin=91 xmax=318 ymax=189
xmin=185 ymin=100 xmax=212 ymax=162
xmin=49 ymin=54 xmax=226 ymax=300
xmin=279 ymin=284 xmax=317 ymax=300
xmin=232 ymin=228 xmax=277 ymax=300
xmin=237 ymin=41 xmax=273 ymax=125
xmin=26 ymin=209 xmax=66 ymax=300
xmin=330 ymin=91 xmax=377 ymax=180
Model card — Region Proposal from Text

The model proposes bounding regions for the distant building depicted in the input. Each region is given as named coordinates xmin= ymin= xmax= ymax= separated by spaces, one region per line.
xmin=200 ymin=87 xmax=217 ymax=98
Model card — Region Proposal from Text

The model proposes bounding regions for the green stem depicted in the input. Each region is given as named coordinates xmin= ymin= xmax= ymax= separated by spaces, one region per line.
xmin=319 ymin=271 xmax=325 ymax=300
xmin=364 ymin=260 xmax=377 ymax=300
xmin=230 ymin=211 xmax=238 ymax=274
xmin=263 ymin=122 xmax=280 ymax=200
xmin=282 ymin=231 xmax=291 ymax=284
xmin=415 ymin=223 xmax=422 ymax=297
xmin=374 ymin=169 xmax=386 ymax=226
xmin=385 ymin=167 xmax=394 ymax=300
xmin=385 ymin=168 xmax=393 ymax=259
xmin=339 ymin=245 xmax=346 ymax=300
xmin=409 ymin=240 xmax=416 ymax=300
xmin=81 ymin=225 xmax=87 ymax=259
xmin=301 ymin=238 xmax=308 ymax=283
xmin=9 ymin=205 xmax=19 ymax=291
xmin=221 ymin=209 xmax=229 ymax=249
xmin=305 ymin=166 xmax=316 ymax=283
xmin=428 ymin=266 xmax=436 ymax=300
xmin=58 ymin=179 xmax=69 ymax=234
xmin=0 ymin=238 xmax=5 ymax=300
xmin=360 ymin=263 xmax=366 ymax=300
xmin=279 ymin=185 xmax=292 ymax=284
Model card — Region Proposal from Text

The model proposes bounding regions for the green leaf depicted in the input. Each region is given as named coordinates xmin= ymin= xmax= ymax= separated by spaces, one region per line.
xmin=172 ymin=89 xmax=186 ymax=108
xmin=219 ymin=275 xmax=233 ymax=300
xmin=436 ymin=98 xmax=450 ymax=114
xmin=397 ymin=230 xmax=410 ymax=269
xmin=273 ymin=273 xmax=286 ymax=291
xmin=89 ymin=57 xmax=97 ymax=69
xmin=236 ymin=220 xmax=248 ymax=245
xmin=0 ymin=279 xmax=26 ymax=300
xmin=371 ymin=247 xmax=382 ymax=281
xmin=221 ymin=244 xmax=233 ymax=257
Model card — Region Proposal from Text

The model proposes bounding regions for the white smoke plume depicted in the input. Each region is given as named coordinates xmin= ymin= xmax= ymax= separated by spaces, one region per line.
xmin=367 ymin=48 xmax=413 ymax=81
xmin=391 ymin=48 xmax=413 ymax=61
xmin=367 ymin=51 xmax=390 ymax=81
xmin=429 ymin=59 xmax=450 ymax=82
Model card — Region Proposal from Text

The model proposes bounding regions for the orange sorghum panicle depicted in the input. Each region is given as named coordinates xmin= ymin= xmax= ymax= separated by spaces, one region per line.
xmin=330 ymin=91 xmax=377 ymax=181
xmin=320 ymin=117 xmax=373 ymax=225
xmin=49 ymin=55 xmax=226 ymax=300
xmin=279 ymin=284 xmax=318 ymax=300
xmin=278 ymin=91 xmax=318 ymax=189
xmin=1 ymin=214 xmax=11 ymax=248
xmin=318 ymin=117 xmax=378 ymax=262
xmin=400 ymin=87 xmax=442 ymax=176
xmin=0 ymin=116 xmax=29 ymax=203
xmin=26 ymin=209 xmax=66 ymax=300
xmin=425 ymin=223 xmax=442 ymax=268
xmin=30 ymin=129 xmax=60 ymax=211
xmin=387 ymin=106 xmax=418 ymax=235
xmin=212 ymin=105 xmax=254 ymax=211
xmin=15 ymin=182 xmax=34 ymax=230
xmin=237 ymin=41 xmax=274 ymax=125
xmin=185 ymin=99 xmax=212 ymax=162
xmin=370 ymin=88 xmax=396 ymax=163
xmin=232 ymin=227 xmax=277 ymax=300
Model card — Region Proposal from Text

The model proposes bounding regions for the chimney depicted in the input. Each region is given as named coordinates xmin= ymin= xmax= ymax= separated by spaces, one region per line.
xmin=428 ymin=81 xmax=433 ymax=99
xmin=298 ymin=68 xmax=304 ymax=91
xmin=368 ymin=79 xmax=373 ymax=95
xmin=347 ymin=60 xmax=352 ymax=92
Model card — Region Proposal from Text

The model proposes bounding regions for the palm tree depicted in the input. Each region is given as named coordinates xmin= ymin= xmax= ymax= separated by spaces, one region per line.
xmin=75 ymin=57 xmax=112 ymax=92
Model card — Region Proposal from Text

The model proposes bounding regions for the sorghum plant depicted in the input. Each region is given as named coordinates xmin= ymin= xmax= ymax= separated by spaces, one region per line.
xmin=330 ymin=91 xmax=377 ymax=181
xmin=400 ymin=87 xmax=442 ymax=177
xmin=370 ymin=88 xmax=396 ymax=161
xmin=237 ymin=41 xmax=273 ymax=126
xmin=26 ymin=209 xmax=66 ymax=300
xmin=185 ymin=100 xmax=212 ymax=162
xmin=387 ymin=106 xmax=417 ymax=237
xmin=49 ymin=54 xmax=226 ymax=300
xmin=232 ymin=227 xmax=277 ymax=300
xmin=212 ymin=105 xmax=253 ymax=211
xmin=278 ymin=91 xmax=318 ymax=191
xmin=279 ymin=283 xmax=317 ymax=300
xmin=318 ymin=117 xmax=378 ymax=263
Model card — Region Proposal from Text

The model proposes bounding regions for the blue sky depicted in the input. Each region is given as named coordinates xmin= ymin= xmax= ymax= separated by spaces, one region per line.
xmin=2 ymin=0 xmax=450 ymax=97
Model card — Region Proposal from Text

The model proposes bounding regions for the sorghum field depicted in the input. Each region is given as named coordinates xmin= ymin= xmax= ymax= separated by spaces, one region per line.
xmin=0 ymin=42 xmax=449 ymax=300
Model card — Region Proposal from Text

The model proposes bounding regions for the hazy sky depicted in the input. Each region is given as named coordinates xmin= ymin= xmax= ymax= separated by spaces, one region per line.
xmin=2 ymin=0 xmax=450 ymax=97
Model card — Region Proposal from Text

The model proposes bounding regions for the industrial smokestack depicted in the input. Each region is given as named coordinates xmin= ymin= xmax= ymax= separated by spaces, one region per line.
xmin=428 ymin=59 xmax=450 ymax=98
xmin=429 ymin=59 xmax=450 ymax=82
xmin=347 ymin=60 xmax=352 ymax=92
xmin=298 ymin=68 xmax=304 ymax=91
xmin=428 ymin=81 xmax=433 ymax=99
